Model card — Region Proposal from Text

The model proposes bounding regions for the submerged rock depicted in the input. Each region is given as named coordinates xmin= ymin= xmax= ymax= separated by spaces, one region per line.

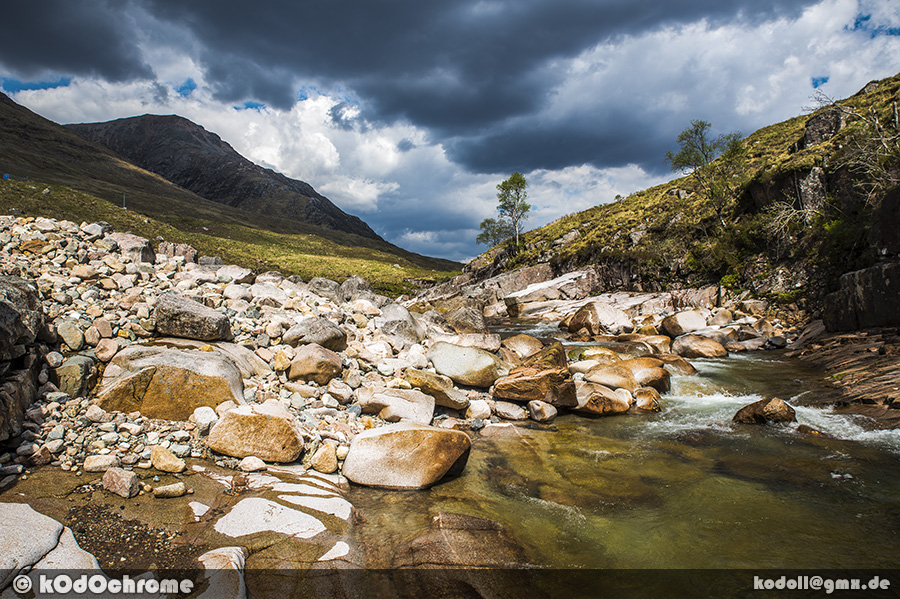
xmin=733 ymin=397 xmax=797 ymax=424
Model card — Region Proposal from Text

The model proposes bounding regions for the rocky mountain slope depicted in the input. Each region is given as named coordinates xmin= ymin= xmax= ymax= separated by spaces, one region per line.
xmin=464 ymin=73 xmax=900 ymax=327
xmin=68 ymin=114 xmax=380 ymax=240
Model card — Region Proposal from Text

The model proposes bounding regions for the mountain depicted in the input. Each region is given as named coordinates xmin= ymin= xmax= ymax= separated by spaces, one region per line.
xmin=464 ymin=73 xmax=900 ymax=317
xmin=0 ymin=92 xmax=460 ymax=291
xmin=67 ymin=115 xmax=380 ymax=240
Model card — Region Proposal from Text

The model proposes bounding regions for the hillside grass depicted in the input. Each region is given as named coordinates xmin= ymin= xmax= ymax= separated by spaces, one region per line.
xmin=0 ymin=179 xmax=460 ymax=296
xmin=473 ymin=72 xmax=900 ymax=296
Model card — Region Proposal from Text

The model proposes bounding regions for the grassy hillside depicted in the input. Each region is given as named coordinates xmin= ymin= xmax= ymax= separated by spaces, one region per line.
xmin=470 ymin=72 xmax=900 ymax=309
xmin=0 ymin=92 xmax=460 ymax=292
xmin=0 ymin=179 xmax=457 ymax=295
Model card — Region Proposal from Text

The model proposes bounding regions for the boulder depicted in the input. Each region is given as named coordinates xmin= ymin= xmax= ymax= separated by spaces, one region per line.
xmin=661 ymin=310 xmax=708 ymax=337
xmin=567 ymin=302 xmax=633 ymax=336
xmin=0 ymin=502 xmax=65 ymax=588
xmin=282 ymin=317 xmax=348 ymax=352
xmin=0 ymin=276 xmax=43 ymax=360
xmin=501 ymin=334 xmax=544 ymax=360
xmin=493 ymin=400 xmax=528 ymax=420
xmin=309 ymin=443 xmax=339 ymax=474
xmin=632 ymin=387 xmax=662 ymax=411
xmin=655 ymin=354 xmax=698 ymax=376
xmin=616 ymin=333 xmax=672 ymax=354
xmin=492 ymin=342 xmax=577 ymax=407
xmin=617 ymin=357 xmax=671 ymax=394
xmin=733 ymin=397 xmax=797 ymax=424
xmin=207 ymin=399 xmax=307 ymax=463
xmin=442 ymin=305 xmax=488 ymax=334
xmin=287 ymin=343 xmax=343 ymax=385
xmin=526 ymin=400 xmax=558 ymax=422
xmin=83 ymin=454 xmax=119 ymax=472
xmin=340 ymin=275 xmax=375 ymax=302
xmin=672 ymin=334 xmax=728 ymax=359
xmin=341 ymin=422 xmax=471 ymax=490
xmin=105 ymin=232 xmax=154 ymax=263
xmin=572 ymin=382 xmax=631 ymax=416
xmin=427 ymin=342 xmax=508 ymax=388
xmin=54 ymin=355 xmax=97 ymax=398
xmin=102 ymin=467 xmax=139 ymax=498
xmin=153 ymin=292 xmax=233 ymax=341
xmin=403 ymin=369 xmax=469 ymax=410
xmin=95 ymin=345 xmax=244 ymax=421
xmin=307 ymin=277 xmax=341 ymax=301
xmin=151 ymin=445 xmax=186 ymax=473
xmin=583 ymin=364 xmax=639 ymax=393
xmin=357 ymin=385 xmax=435 ymax=425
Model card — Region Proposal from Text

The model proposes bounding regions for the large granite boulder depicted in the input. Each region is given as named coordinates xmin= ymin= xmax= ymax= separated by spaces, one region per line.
xmin=492 ymin=342 xmax=577 ymax=407
xmin=357 ymin=385 xmax=435 ymax=425
xmin=283 ymin=317 xmax=347 ymax=352
xmin=672 ymin=334 xmax=728 ymax=358
xmin=661 ymin=310 xmax=708 ymax=337
xmin=153 ymin=292 xmax=233 ymax=341
xmin=207 ymin=399 xmax=307 ymax=463
xmin=342 ymin=422 xmax=471 ymax=490
xmin=95 ymin=345 xmax=244 ymax=420
xmin=567 ymin=301 xmax=633 ymax=336
xmin=427 ymin=342 xmax=508 ymax=388
xmin=572 ymin=381 xmax=632 ymax=416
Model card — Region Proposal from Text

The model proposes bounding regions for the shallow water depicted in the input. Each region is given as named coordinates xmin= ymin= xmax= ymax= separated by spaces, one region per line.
xmin=350 ymin=350 xmax=900 ymax=569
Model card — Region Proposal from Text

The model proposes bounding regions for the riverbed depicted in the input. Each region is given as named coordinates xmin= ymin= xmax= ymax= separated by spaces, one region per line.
xmin=351 ymin=350 xmax=900 ymax=570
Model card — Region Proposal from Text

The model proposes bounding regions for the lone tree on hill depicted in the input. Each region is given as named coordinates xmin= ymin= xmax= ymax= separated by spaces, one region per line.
xmin=667 ymin=119 xmax=747 ymax=228
xmin=478 ymin=171 xmax=531 ymax=249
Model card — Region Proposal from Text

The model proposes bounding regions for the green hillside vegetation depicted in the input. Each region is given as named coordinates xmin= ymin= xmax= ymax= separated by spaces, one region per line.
xmin=0 ymin=179 xmax=458 ymax=295
xmin=473 ymin=72 xmax=900 ymax=307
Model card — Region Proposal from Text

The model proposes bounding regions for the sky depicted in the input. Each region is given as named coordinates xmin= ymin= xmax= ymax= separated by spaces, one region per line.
xmin=2 ymin=0 xmax=900 ymax=262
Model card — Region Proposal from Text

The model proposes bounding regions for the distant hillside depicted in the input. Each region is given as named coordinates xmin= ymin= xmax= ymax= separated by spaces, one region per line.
xmin=466 ymin=72 xmax=900 ymax=316
xmin=68 ymin=114 xmax=381 ymax=240
xmin=0 ymin=92 xmax=460 ymax=291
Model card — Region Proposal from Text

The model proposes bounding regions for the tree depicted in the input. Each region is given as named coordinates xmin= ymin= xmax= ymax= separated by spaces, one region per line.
xmin=666 ymin=120 xmax=747 ymax=228
xmin=478 ymin=171 xmax=531 ymax=249
xmin=476 ymin=217 xmax=514 ymax=247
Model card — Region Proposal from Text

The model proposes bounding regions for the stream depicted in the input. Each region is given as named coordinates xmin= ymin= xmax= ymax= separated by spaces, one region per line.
xmin=350 ymin=326 xmax=900 ymax=571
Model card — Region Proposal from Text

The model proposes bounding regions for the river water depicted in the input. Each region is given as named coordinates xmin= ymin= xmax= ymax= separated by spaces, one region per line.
xmin=350 ymin=336 xmax=900 ymax=570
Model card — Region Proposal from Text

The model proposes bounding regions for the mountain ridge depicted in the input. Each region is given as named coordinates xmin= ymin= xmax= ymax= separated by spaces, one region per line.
xmin=67 ymin=114 xmax=381 ymax=240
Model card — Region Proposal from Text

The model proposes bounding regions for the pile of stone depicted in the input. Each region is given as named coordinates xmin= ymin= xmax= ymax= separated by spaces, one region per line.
xmin=0 ymin=214 xmax=796 ymax=496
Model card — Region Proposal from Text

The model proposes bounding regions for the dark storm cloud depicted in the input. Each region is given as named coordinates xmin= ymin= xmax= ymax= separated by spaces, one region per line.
xmin=0 ymin=0 xmax=153 ymax=82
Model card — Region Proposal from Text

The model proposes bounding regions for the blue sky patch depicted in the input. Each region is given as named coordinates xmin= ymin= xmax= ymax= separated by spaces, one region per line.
xmin=175 ymin=78 xmax=197 ymax=97
xmin=0 ymin=76 xmax=72 ymax=93
xmin=845 ymin=13 xmax=900 ymax=38
xmin=811 ymin=76 xmax=829 ymax=89
xmin=235 ymin=100 xmax=266 ymax=111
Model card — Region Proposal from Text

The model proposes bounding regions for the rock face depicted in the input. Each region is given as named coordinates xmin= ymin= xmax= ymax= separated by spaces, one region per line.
xmin=824 ymin=262 xmax=900 ymax=331
xmin=154 ymin=292 xmax=233 ymax=341
xmin=0 ymin=276 xmax=43 ymax=359
xmin=427 ymin=342 xmax=508 ymax=388
xmin=95 ymin=345 xmax=245 ymax=420
xmin=492 ymin=342 xmax=577 ymax=406
xmin=342 ymin=422 xmax=471 ymax=490
xmin=672 ymin=334 xmax=728 ymax=359
xmin=733 ymin=397 xmax=797 ymax=424
xmin=207 ymin=399 xmax=307 ymax=462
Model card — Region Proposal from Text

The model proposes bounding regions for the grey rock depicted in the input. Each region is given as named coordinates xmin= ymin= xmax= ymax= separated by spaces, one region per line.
xmin=153 ymin=292 xmax=233 ymax=341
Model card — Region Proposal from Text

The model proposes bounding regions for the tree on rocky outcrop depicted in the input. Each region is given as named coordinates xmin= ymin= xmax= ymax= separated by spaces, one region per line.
xmin=478 ymin=172 xmax=531 ymax=250
xmin=666 ymin=120 xmax=747 ymax=228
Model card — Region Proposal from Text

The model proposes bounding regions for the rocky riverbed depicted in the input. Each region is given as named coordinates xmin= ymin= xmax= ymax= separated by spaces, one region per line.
xmin=1 ymin=214 xmax=897 ymax=596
